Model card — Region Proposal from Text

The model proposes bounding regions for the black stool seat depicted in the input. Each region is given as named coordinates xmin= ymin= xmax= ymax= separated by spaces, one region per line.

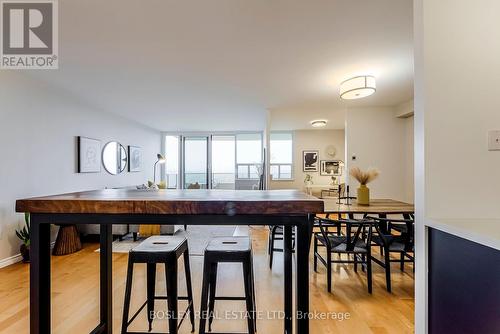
xmin=122 ymin=236 xmax=195 ymax=334
xmin=199 ymin=237 xmax=256 ymax=334
xmin=206 ymin=236 xmax=251 ymax=252
xmin=132 ymin=235 xmax=187 ymax=254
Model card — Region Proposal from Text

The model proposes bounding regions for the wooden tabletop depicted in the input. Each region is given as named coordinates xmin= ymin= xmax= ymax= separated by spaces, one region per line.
xmin=323 ymin=199 xmax=414 ymax=215
xmin=16 ymin=189 xmax=324 ymax=215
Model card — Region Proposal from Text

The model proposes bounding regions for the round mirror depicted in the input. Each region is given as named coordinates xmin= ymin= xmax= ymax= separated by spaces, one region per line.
xmin=102 ymin=141 xmax=127 ymax=175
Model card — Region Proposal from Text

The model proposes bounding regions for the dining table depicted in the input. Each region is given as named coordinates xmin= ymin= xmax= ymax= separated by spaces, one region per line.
xmin=16 ymin=189 xmax=324 ymax=334
xmin=323 ymin=198 xmax=415 ymax=218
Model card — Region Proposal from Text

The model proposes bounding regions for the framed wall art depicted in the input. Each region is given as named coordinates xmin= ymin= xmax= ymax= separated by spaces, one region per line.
xmin=77 ymin=136 xmax=101 ymax=173
xmin=320 ymin=160 xmax=343 ymax=176
xmin=302 ymin=150 xmax=319 ymax=172
xmin=128 ymin=145 xmax=142 ymax=172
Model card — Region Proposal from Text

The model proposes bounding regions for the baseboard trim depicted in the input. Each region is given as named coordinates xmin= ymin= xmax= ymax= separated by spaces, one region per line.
xmin=0 ymin=241 xmax=56 ymax=268
xmin=0 ymin=253 xmax=23 ymax=268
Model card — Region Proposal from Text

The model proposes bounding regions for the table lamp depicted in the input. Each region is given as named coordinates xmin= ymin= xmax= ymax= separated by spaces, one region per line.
xmin=153 ymin=153 xmax=166 ymax=184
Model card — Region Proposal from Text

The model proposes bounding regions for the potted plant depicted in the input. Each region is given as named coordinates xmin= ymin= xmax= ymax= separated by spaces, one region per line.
xmin=16 ymin=212 xmax=30 ymax=263
xmin=350 ymin=167 xmax=380 ymax=205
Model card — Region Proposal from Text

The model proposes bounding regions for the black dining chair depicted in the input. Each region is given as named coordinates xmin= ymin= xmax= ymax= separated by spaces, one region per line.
xmin=267 ymin=226 xmax=295 ymax=269
xmin=368 ymin=216 xmax=415 ymax=292
xmin=313 ymin=217 xmax=374 ymax=293
xmin=336 ymin=184 xmax=357 ymax=205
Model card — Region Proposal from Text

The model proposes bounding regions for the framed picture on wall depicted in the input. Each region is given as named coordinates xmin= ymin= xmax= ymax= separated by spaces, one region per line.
xmin=303 ymin=150 xmax=319 ymax=172
xmin=128 ymin=145 xmax=142 ymax=172
xmin=320 ymin=160 xmax=343 ymax=176
xmin=77 ymin=136 xmax=101 ymax=173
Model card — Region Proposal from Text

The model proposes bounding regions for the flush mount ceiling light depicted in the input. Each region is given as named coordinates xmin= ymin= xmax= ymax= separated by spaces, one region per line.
xmin=310 ymin=120 xmax=328 ymax=128
xmin=340 ymin=75 xmax=376 ymax=100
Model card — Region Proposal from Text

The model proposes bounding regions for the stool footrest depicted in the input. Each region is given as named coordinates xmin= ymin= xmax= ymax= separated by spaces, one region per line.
xmin=124 ymin=332 xmax=185 ymax=334
xmin=125 ymin=299 xmax=193 ymax=331
xmin=154 ymin=295 xmax=191 ymax=300
xmin=207 ymin=332 xmax=254 ymax=334
xmin=213 ymin=296 xmax=247 ymax=301
xmin=126 ymin=301 xmax=148 ymax=327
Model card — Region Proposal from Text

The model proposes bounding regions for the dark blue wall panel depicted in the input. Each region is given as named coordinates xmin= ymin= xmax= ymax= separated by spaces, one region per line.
xmin=429 ymin=228 xmax=500 ymax=334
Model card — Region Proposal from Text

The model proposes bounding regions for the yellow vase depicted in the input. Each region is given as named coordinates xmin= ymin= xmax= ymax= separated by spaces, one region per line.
xmin=357 ymin=184 xmax=370 ymax=205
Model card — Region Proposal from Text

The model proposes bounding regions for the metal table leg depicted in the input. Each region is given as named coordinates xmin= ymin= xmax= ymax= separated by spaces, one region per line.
xmin=284 ymin=225 xmax=293 ymax=333
xmin=295 ymin=216 xmax=313 ymax=334
xmin=30 ymin=215 xmax=51 ymax=334
xmin=99 ymin=224 xmax=113 ymax=334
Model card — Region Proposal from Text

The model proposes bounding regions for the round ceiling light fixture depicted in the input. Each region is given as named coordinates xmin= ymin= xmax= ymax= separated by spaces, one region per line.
xmin=310 ymin=119 xmax=328 ymax=128
xmin=340 ymin=75 xmax=376 ymax=100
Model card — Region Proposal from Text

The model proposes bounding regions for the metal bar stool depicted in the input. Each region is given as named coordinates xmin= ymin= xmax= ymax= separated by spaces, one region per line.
xmin=121 ymin=236 xmax=195 ymax=334
xmin=199 ymin=237 xmax=256 ymax=334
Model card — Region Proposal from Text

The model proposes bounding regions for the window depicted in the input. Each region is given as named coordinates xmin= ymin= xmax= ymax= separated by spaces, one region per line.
xmin=236 ymin=133 xmax=263 ymax=179
xmin=165 ymin=135 xmax=180 ymax=189
xmin=212 ymin=135 xmax=236 ymax=189
xmin=270 ymin=132 xmax=293 ymax=180
xmin=184 ymin=137 xmax=208 ymax=189
xmin=163 ymin=132 xmax=263 ymax=188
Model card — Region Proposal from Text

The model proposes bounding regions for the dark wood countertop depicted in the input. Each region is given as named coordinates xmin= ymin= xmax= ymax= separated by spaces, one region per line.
xmin=324 ymin=199 xmax=414 ymax=215
xmin=16 ymin=189 xmax=324 ymax=216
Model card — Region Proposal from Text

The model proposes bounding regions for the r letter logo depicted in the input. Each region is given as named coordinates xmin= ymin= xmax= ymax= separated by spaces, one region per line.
xmin=1 ymin=0 xmax=58 ymax=69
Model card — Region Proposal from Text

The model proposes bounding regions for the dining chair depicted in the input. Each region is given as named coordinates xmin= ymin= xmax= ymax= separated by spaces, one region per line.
xmin=313 ymin=217 xmax=374 ymax=293
xmin=267 ymin=226 xmax=295 ymax=269
xmin=336 ymin=184 xmax=357 ymax=205
xmin=368 ymin=216 xmax=415 ymax=292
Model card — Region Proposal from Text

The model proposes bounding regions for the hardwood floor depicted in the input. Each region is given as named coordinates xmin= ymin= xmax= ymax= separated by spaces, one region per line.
xmin=0 ymin=227 xmax=414 ymax=333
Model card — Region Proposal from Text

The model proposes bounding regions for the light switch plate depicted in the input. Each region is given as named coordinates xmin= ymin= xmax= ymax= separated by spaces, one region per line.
xmin=488 ymin=130 xmax=500 ymax=151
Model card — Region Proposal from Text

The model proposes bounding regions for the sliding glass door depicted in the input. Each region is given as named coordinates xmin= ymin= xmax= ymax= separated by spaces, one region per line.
xmin=164 ymin=132 xmax=262 ymax=190
xmin=211 ymin=135 xmax=236 ymax=189
xmin=235 ymin=133 xmax=262 ymax=190
xmin=183 ymin=136 xmax=209 ymax=189
xmin=165 ymin=135 xmax=180 ymax=188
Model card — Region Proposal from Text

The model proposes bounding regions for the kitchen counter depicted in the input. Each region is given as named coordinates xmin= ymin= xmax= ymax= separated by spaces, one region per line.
xmin=425 ymin=218 xmax=500 ymax=250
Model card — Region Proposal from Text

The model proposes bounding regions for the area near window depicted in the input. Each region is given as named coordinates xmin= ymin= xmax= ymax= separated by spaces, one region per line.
xmin=270 ymin=132 xmax=293 ymax=180
xmin=164 ymin=133 xmax=263 ymax=190
xmin=165 ymin=135 xmax=180 ymax=189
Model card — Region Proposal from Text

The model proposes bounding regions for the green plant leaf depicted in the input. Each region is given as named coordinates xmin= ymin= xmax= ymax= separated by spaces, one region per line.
xmin=15 ymin=212 xmax=31 ymax=244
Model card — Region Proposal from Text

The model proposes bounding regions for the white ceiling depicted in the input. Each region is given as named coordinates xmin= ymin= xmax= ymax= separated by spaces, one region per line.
xmin=27 ymin=0 xmax=413 ymax=132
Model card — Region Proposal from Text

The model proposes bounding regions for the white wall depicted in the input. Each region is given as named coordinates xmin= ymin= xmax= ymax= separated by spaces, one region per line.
xmin=345 ymin=107 xmax=412 ymax=202
xmin=0 ymin=72 xmax=161 ymax=264
xmin=415 ymin=0 xmax=500 ymax=331
xmin=403 ymin=116 xmax=415 ymax=204
xmin=419 ymin=0 xmax=500 ymax=219
xmin=269 ymin=130 xmax=345 ymax=192
xmin=395 ymin=99 xmax=414 ymax=118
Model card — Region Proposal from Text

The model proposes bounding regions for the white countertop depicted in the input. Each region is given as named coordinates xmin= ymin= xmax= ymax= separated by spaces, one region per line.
xmin=425 ymin=219 xmax=500 ymax=251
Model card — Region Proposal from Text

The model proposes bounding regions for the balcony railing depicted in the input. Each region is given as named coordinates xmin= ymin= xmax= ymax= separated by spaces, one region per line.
xmin=166 ymin=172 xmax=260 ymax=190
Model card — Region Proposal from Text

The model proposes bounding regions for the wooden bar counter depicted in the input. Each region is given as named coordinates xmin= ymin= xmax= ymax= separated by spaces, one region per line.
xmin=17 ymin=189 xmax=324 ymax=334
